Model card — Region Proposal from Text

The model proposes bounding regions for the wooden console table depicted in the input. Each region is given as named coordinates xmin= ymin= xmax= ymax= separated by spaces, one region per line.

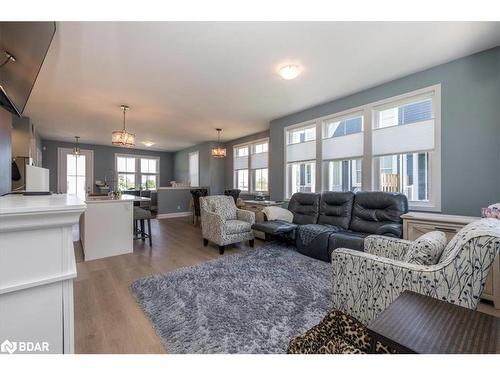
xmin=367 ymin=291 xmax=499 ymax=353
xmin=402 ymin=212 xmax=499 ymax=309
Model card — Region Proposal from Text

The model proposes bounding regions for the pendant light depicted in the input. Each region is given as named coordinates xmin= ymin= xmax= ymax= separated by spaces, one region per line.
xmin=73 ymin=136 xmax=81 ymax=155
xmin=112 ymin=105 xmax=135 ymax=147
xmin=211 ymin=128 xmax=226 ymax=158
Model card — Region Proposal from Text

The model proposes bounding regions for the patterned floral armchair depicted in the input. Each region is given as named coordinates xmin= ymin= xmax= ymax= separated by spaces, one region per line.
xmin=200 ymin=195 xmax=255 ymax=254
xmin=331 ymin=219 xmax=500 ymax=325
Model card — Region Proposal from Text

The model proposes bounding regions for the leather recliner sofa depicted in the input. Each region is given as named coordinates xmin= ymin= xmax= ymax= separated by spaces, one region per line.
xmin=261 ymin=191 xmax=408 ymax=262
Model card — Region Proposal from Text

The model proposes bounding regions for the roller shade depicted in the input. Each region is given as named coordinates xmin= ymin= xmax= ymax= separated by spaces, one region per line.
xmin=322 ymin=132 xmax=363 ymax=160
xmin=251 ymin=152 xmax=268 ymax=169
xmin=286 ymin=141 xmax=316 ymax=163
xmin=234 ymin=155 xmax=248 ymax=170
xmin=372 ymin=120 xmax=435 ymax=156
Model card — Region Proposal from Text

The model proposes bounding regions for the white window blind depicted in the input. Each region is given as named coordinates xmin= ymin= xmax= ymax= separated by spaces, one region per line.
xmin=373 ymin=93 xmax=435 ymax=156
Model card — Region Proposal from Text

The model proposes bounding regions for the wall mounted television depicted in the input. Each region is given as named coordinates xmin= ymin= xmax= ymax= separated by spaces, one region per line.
xmin=0 ymin=22 xmax=56 ymax=116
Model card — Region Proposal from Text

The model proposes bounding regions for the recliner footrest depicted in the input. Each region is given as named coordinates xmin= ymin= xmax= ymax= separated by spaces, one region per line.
xmin=251 ymin=220 xmax=297 ymax=235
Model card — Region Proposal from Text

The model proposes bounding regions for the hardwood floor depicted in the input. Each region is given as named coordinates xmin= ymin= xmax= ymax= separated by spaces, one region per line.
xmin=74 ymin=217 xmax=262 ymax=353
xmin=74 ymin=217 xmax=499 ymax=353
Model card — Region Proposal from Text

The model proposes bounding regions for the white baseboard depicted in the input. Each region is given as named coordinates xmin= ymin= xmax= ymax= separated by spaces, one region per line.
xmin=156 ymin=212 xmax=193 ymax=219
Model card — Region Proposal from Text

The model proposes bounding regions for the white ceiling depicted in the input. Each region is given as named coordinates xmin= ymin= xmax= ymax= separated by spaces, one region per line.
xmin=26 ymin=22 xmax=500 ymax=151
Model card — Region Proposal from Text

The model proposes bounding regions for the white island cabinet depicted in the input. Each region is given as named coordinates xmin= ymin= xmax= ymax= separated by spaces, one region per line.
xmin=0 ymin=194 xmax=86 ymax=354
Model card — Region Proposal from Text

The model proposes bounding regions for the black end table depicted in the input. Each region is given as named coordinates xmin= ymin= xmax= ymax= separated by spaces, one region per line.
xmin=366 ymin=290 xmax=499 ymax=354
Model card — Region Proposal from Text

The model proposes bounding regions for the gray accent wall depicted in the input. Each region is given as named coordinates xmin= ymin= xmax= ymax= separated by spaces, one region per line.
xmin=173 ymin=141 xmax=225 ymax=195
xmin=269 ymin=46 xmax=500 ymax=216
xmin=41 ymin=139 xmax=174 ymax=192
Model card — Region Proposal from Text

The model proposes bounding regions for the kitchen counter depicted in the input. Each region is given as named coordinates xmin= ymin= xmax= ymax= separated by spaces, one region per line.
xmin=85 ymin=194 xmax=151 ymax=204
xmin=0 ymin=193 xmax=85 ymax=353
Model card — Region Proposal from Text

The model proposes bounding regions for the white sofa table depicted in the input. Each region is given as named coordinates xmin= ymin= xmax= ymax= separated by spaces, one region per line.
xmin=0 ymin=194 xmax=86 ymax=354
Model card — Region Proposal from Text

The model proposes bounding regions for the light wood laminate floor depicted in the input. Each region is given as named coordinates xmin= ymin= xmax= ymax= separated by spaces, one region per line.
xmin=74 ymin=217 xmax=262 ymax=353
xmin=74 ymin=217 xmax=500 ymax=354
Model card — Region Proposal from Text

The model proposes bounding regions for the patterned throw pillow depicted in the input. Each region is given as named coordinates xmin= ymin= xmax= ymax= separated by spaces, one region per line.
xmin=404 ymin=231 xmax=447 ymax=266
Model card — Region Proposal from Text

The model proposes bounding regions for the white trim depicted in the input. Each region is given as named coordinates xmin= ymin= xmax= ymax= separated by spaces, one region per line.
xmin=283 ymin=84 xmax=442 ymax=211
xmin=156 ymin=212 xmax=192 ymax=219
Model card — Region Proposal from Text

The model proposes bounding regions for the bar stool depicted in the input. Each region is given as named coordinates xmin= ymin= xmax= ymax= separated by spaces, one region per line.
xmin=133 ymin=206 xmax=152 ymax=246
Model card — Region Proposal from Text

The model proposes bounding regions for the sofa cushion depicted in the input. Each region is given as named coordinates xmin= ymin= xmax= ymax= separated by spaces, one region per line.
xmin=403 ymin=231 xmax=447 ymax=266
xmin=251 ymin=220 xmax=297 ymax=235
xmin=296 ymin=224 xmax=342 ymax=262
xmin=225 ymin=219 xmax=252 ymax=235
xmin=318 ymin=191 xmax=355 ymax=229
xmin=288 ymin=193 xmax=321 ymax=225
xmin=349 ymin=192 xmax=408 ymax=235
xmin=328 ymin=231 xmax=368 ymax=254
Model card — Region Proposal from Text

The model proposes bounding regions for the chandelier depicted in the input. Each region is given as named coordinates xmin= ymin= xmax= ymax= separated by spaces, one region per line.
xmin=73 ymin=136 xmax=81 ymax=155
xmin=112 ymin=105 xmax=135 ymax=147
xmin=211 ymin=128 xmax=226 ymax=158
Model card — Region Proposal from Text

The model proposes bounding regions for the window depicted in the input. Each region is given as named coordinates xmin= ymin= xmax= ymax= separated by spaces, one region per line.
xmin=375 ymin=153 xmax=429 ymax=201
xmin=235 ymin=146 xmax=249 ymax=157
xmin=323 ymin=159 xmax=362 ymax=192
xmin=253 ymin=168 xmax=268 ymax=192
xmin=287 ymin=161 xmax=315 ymax=195
xmin=287 ymin=126 xmax=315 ymax=145
xmin=285 ymin=124 xmax=316 ymax=198
xmin=325 ymin=115 xmax=363 ymax=138
xmin=376 ymin=98 xmax=432 ymax=129
xmin=284 ymin=85 xmax=441 ymax=211
xmin=233 ymin=139 xmax=269 ymax=193
xmin=253 ymin=142 xmax=268 ymax=154
xmin=115 ymin=154 xmax=160 ymax=191
xmin=139 ymin=158 xmax=158 ymax=190
xmin=189 ymin=151 xmax=199 ymax=187
xmin=235 ymin=169 xmax=249 ymax=191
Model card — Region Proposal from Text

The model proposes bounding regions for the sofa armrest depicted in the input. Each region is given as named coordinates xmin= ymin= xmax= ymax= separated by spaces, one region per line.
xmin=236 ymin=209 xmax=255 ymax=224
xmin=364 ymin=235 xmax=413 ymax=260
xmin=375 ymin=223 xmax=403 ymax=238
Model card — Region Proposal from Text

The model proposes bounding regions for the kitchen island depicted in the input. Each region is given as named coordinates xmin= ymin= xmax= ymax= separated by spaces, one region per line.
xmin=79 ymin=194 xmax=150 ymax=261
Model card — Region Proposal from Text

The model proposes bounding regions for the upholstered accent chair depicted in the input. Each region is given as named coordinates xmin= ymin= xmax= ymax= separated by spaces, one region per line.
xmin=331 ymin=218 xmax=500 ymax=325
xmin=200 ymin=195 xmax=256 ymax=254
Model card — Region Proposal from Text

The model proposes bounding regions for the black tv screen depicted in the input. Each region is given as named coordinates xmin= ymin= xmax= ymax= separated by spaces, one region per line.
xmin=0 ymin=22 xmax=56 ymax=116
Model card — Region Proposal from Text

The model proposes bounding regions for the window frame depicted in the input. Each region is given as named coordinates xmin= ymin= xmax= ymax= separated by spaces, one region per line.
xmin=232 ymin=137 xmax=269 ymax=194
xmin=283 ymin=84 xmax=441 ymax=211
xmin=115 ymin=153 xmax=161 ymax=191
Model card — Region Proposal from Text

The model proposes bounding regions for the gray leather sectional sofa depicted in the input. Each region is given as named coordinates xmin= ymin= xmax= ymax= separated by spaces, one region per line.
xmin=253 ymin=191 xmax=408 ymax=262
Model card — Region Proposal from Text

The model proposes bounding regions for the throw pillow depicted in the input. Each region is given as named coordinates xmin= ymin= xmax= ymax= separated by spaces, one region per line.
xmin=404 ymin=231 xmax=447 ymax=266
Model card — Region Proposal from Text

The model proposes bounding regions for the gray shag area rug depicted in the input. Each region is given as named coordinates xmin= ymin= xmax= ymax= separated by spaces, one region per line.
xmin=130 ymin=243 xmax=332 ymax=353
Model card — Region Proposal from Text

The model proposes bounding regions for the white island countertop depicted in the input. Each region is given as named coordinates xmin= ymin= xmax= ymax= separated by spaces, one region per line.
xmin=85 ymin=194 xmax=151 ymax=204
xmin=0 ymin=193 xmax=86 ymax=215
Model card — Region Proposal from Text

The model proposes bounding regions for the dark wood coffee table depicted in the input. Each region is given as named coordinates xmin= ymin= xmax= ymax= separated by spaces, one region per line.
xmin=366 ymin=291 xmax=500 ymax=354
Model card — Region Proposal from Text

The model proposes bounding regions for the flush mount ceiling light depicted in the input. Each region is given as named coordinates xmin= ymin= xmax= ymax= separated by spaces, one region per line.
xmin=142 ymin=141 xmax=155 ymax=147
xmin=211 ymin=128 xmax=227 ymax=158
xmin=279 ymin=64 xmax=301 ymax=80
xmin=112 ymin=105 xmax=135 ymax=147
xmin=73 ymin=136 xmax=80 ymax=155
